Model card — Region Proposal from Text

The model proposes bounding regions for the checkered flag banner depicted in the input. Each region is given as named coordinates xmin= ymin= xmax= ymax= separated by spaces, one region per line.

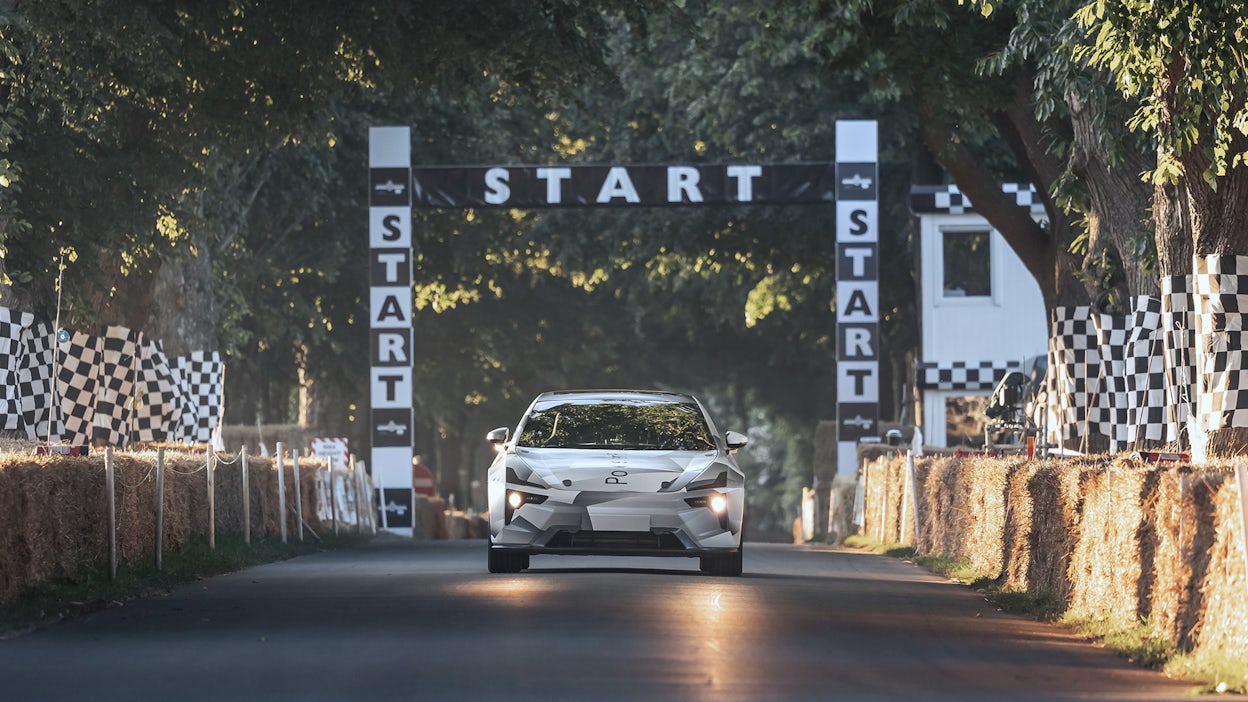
xmin=173 ymin=351 xmax=224 ymax=444
xmin=0 ymin=306 xmax=34 ymax=431
xmin=91 ymin=325 xmax=140 ymax=447
xmin=57 ymin=330 xmax=102 ymax=446
xmin=1127 ymin=296 xmax=1167 ymax=446
xmin=132 ymin=337 xmax=184 ymax=443
xmin=1046 ymin=305 xmax=1101 ymax=441
xmin=1092 ymin=312 xmax=1131 ymax=452
xmin=17 ymin=321 xmax=61 ymax=441
xmin=909 ymin=183 xmax=1042 ymax=216
xmin=916 ymin=360 xmax=1019 ymax=391
xmin=1161 ymin=275 xmax=1195 ymax=443
xmin=1193 ymin=255 xmax=1248 ymax=433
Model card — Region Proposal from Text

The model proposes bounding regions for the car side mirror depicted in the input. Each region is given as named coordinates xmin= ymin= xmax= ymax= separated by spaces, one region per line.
xmin=486 ymin=427 xmax=509 ymax=444
xmin=725 ymin=431 xmax=749 ymax=452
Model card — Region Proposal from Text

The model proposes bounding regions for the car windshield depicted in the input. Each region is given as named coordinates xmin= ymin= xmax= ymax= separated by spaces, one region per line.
xmin=517 ymin=399 xmax=716 ymax=451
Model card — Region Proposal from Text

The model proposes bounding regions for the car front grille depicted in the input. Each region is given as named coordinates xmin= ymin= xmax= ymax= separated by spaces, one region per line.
xmin=545 ymin=530 xmax=685 ymax=552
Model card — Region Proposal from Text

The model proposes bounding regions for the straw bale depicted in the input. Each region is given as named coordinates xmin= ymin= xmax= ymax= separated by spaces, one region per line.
xmin=1193 ymin=475 xmax=1248 ymax=660
xmin=999 ymin=462 xmax=1039 ymax=592
xmin=0 ymin=447 xmax=359 ymax=604
xmin=963 ymin=457 xmax=1012 ymax=578
xmin=918 ymin=456 xmax=959 ymax=557
xmin=1067 ymin=464 xmax=1146 ymax=622
xmin=1148 ymin=469 xmax=1189 ymax=644
xmin=1031 ymin=462 xmax=1084 ymax=605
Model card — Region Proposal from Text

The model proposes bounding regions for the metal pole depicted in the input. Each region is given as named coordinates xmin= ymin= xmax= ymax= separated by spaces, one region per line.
xmin=242 ymin=446 xmax=251 ymax=545
xmin=276 ymin=442 xmax=287 ymax=544
xmin=105 ymin=447 xmax=116 ymax=582
xmin=207 ymin=445 xmax=216 ymax=551
xmin=155 ymin=448 xmax=165 ymax=572
xmin=293 ymin=449 xmax=304 ymax=542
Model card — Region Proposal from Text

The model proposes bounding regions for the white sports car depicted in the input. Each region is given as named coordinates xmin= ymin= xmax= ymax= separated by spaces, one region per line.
xmin=486 ymin=390 xmax=747 ymax=575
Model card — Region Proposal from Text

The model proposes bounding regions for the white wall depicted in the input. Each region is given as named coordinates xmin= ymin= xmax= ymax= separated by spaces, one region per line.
xmin=919 ymin=214 xmax=1048 ymax=365
xmin=918 ymin=213 xmax=1048 ymax=447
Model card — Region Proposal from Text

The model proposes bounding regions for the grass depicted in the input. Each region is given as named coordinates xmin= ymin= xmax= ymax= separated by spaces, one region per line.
xmin=843 ymin=533 xmax=1248 ymax=693
xmin=0 ymin=530 xmax=373 ymax=638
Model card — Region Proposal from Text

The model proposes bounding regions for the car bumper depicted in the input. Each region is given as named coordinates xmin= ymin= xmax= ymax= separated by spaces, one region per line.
xmin=490 ymin=488 xmax=743 ymax=556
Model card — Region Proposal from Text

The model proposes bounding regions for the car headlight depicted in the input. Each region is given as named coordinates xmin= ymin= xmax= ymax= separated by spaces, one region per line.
xmin=684 ymin=492 xmax=729 ymax=530
xmin=505 ymin=490 xmax=547 ymax=525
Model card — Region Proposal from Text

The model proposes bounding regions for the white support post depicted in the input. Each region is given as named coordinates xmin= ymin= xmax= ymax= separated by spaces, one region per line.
xmin=293 ymin=449 xmax=304 ymax=542
xmin=207 ymin=445 xmax=216 ymax=551
xmin=105 ymin=447 xmax=117 ymax=582
xmin=276 ymin=442 xmax=288 ymax=544
xmin=349 ymin=455 xmax=360 ymax=531
xmin=242 ymin=446 xmax=251 ymax=545
xmin=906 ymin=451 xmax=922 ymax=551
xmin=330 ymin=456 xmax=339 ymax=537
xmin=155 ymin=448 xmax=165 ymax=572
xmin=1237 ymin=464 xmax=1248 ymax=590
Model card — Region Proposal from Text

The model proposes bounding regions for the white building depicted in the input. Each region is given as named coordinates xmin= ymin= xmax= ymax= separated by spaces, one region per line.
xmin=910 ymin=184 xmax=1049 ymax=447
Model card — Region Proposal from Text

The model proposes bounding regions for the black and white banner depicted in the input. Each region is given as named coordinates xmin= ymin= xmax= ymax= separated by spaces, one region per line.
xmin=369 ymin=126 xmax=415 ymax=534
xmin=835 ymin=121 xmax=879 ymax=476
xmin=408 ymin=163 xmax=837 ymax=208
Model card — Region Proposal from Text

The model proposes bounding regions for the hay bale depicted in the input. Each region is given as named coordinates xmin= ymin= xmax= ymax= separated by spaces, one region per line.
xmin=1192 ymin=475 xmax=1248 ymax=661
xmin=1067 ymin=464 xmax=1146 ymax=622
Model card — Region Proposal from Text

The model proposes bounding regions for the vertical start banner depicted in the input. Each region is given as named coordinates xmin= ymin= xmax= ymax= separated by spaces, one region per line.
xmin=835 ymin=121 xmax=879 ymax=476
xmin=369 ymin=127 xmax=415 ymax=533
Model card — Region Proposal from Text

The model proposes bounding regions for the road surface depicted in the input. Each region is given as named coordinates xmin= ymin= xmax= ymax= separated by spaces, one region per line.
xmin=0 ymin=540 xmax=1195 ymax=701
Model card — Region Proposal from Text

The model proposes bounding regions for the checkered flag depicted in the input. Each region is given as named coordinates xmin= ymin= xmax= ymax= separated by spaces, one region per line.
xmin=1126 ymin=296 xmax=1167 ymax=446
xmin=57 ymin=330 xmax=102 ymax=446
xmin=1048 ymin=305 xmax=1101 ymax=440
xmin=18 ymin=321 xmax=61 ymax=440
xmin=174 ymin=351 xmax=224 ymax=444
xmin=1093 ymin=312 xmax=1131 ymax=452
xmin=0 ymin=306 xmax=34 ymax=431
xmin=132 ymin=337 xmax=182 ymax=442
xmin=1193 ymin=255 xmax=1248 ymax=432
xmin=92 ymin=325 xmax=140 ymax=447
xmin=1161 ymin=275 xmax=1195 ymax=443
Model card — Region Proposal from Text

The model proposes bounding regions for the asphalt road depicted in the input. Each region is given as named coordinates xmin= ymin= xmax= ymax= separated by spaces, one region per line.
xmin=0 ymin=539 xmax=1195 ymax=701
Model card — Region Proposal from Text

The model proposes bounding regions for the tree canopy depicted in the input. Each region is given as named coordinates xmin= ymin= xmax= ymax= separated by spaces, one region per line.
xmin=9 ymin=0 xmax=1248 ymax=527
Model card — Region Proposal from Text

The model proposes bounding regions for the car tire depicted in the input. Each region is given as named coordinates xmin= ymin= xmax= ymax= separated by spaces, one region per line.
xmin=699 ymin=543 xmax=743 ymax=577
xmin=487 ymin=541 xmax=527 ymax=574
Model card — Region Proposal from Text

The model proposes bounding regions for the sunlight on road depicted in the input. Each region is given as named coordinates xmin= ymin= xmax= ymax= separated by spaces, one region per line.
xmin=663 ymin=580 xmax=763 ymax=698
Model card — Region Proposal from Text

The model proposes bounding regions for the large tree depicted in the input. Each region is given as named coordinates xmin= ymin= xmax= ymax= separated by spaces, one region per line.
xmin=1073 ymin=0 xmax=1248 ymax=457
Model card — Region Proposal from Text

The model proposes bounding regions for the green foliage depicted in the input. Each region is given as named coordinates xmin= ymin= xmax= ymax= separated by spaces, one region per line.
xmin=1072 ymin=0 xmax=1248 ymax=185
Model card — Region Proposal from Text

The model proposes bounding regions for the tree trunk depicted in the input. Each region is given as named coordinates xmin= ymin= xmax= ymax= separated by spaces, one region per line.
xmin=1184 ymin=121 xmax=1248 ymax=458
xmin=143 ymin=238 xmax=218 ymax=356
xmin=1068 ymin=91 xmax=1157 ymax=301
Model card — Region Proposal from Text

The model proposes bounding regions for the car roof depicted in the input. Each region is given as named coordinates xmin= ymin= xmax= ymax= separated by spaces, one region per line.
xmin=533 ymin=389 xmax=697 ymax=404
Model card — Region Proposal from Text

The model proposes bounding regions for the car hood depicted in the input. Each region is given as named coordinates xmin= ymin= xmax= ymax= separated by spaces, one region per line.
xmin=510 ymin=448 xmax=718 ymax=492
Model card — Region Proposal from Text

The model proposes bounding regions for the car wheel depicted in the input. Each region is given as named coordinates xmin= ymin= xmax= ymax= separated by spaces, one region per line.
xmin=699 ymin=544 xmax=743 ymax=577
xmin=487 ymin=541 xmax=527 ymax=574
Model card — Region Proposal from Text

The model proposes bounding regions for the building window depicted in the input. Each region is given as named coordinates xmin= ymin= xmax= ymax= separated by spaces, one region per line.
xmin=942 ymin=230 xmax=992 ymax=298
xmin=945 ymin=395 xmax=989 ymax=447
